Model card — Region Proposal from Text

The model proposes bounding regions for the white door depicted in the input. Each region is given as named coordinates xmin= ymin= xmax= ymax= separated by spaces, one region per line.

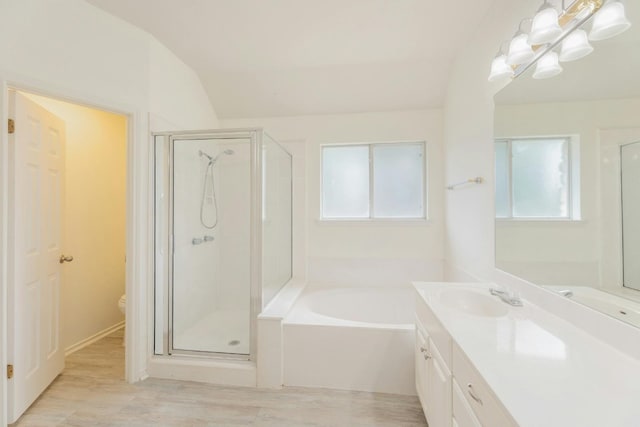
xmin=7 ymin=91 xmax=66 ymax=423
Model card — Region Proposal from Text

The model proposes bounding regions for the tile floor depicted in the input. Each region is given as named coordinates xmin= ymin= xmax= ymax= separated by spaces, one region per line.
xmin=12 ymin=329 xmax=427 ymax=426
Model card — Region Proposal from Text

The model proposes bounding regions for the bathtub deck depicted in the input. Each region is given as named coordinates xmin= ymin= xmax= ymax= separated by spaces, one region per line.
xmin=13 ymin=329 xmax=427 ymax=426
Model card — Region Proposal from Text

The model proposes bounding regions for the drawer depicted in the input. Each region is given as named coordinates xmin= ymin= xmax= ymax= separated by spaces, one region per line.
xmin=415 ymin=294 xmax=452 ymax=370
xmin=453 ymin=380 xmax=481 ymax=427
xmin=452 ymin=344 xmax=516 ymax=427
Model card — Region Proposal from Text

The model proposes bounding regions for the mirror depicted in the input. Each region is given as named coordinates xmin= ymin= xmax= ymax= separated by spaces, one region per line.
xmin=494 ymin=1 xmax=640 ymax=328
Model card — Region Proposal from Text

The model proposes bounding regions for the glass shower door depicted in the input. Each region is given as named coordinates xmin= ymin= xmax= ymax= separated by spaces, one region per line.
xmin=622 ymin=141 xmax=640 ymax=291
xmin=171 ymin=136 xmax=252 ymax=355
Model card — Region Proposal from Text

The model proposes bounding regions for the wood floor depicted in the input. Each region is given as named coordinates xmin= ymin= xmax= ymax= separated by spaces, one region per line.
xmin=12 ymin=330 xmax=428 ymax=426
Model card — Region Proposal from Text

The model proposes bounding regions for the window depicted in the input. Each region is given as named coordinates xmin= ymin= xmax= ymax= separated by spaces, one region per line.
xmin=495 ymin=137 xmax=577 ymax=219
xmin=321 ymin=142 xmax=426 ymax=219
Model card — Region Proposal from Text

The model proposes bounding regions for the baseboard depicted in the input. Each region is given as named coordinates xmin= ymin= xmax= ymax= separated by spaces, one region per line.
xmin=65 ymin=321 xmax=125 ymax=356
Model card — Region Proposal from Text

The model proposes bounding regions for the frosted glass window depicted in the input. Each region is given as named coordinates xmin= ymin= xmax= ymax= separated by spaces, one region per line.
xmin=373 ymin=144 xmax=424 ymax=218
xmin=322 ymin=145 xmax=370 ymax=218
xmin=495 ymin=138 xmax=570 ymax=219
xmin=321 ymin=142 xmax=426 ymax=219
xmin=495 ymin=141 xmax=510 ymax=218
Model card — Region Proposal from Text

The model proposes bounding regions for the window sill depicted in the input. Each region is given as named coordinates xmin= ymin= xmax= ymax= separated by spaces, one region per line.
xmin=316 ymin=218 xmax=432 ymax=227
xmin=495 ymin=218 xmax=585 ymax=225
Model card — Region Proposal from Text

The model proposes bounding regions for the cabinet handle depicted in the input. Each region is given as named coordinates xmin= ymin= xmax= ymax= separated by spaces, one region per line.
xmin=419 ymin=347 xmax=432 ymax=360
xmin=467 ymin=384 xmax=483 ymax=406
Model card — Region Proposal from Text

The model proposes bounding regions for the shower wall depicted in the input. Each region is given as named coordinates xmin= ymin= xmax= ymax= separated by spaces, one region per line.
xmin=171 ymin=140 xmax=221 ymax=339
xmin=172 ymin=138 xmax=251 ymax=354
xmin=216 ymin=143 xmax=251 ymax=313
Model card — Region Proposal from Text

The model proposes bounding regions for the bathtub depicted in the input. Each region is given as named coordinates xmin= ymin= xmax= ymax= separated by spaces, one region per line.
xmin=282 ymin=284 xmax=416 ymax=395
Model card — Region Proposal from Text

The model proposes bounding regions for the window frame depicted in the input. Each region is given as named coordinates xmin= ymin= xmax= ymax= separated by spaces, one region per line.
xmin=320 ymin=140 xmax=428 ymax=221
xmin=495 ymin=136 xmax=577 ymax=221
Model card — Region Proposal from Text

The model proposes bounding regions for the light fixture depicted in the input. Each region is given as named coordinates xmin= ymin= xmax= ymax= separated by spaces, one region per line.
xmin=559 ymin=29 xmax=594 ymax=61
xmin=533 ymin=51 xmax=563 ymax=79
xmin=488 ymin=51 xmax=514 ymax=82
xmin=506 ymin=21 xmax=535 ymax=65
xmin=489 ymin=0 xmax=631 ymax=81
xmin=589 ymin=0 xmax=631 ymax=41
xmin=529 ymin=2 xmax=563 ymax=45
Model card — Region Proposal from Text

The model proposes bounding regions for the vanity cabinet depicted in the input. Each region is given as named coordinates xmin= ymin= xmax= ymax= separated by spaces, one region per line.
xmin=415 ymin=296 xmax=516 ymax=427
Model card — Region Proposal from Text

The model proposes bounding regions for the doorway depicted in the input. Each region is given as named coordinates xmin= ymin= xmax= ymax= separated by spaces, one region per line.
xmin=6 ymin=90 xmax=127 ymax=423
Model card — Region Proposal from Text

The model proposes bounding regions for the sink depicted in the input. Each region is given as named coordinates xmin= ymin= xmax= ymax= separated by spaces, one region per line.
xmin=439 ymin=289 xmax=509 ymax=317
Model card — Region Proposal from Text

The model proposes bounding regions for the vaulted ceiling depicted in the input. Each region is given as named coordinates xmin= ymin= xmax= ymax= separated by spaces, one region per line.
xmin=86 ymin=0 xmax=496 ymax=118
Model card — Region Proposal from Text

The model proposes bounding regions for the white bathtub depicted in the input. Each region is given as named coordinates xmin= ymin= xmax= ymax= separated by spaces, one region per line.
xmin=546 ymin=285 xmax=640 ymax=328
xmin=283 ymin=285 xmax=416 ymax=395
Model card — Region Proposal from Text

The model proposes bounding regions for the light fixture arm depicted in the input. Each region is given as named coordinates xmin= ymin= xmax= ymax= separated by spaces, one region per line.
xmin=512 ymin=0 xmax=603 ymax=78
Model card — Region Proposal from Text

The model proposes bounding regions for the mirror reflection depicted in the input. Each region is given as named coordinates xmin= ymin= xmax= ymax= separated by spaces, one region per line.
xmin=494 ymin=1 xmax=640 ymax=328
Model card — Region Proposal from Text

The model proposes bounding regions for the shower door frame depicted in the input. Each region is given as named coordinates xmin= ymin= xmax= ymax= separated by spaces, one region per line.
xmin=155 ymin=128 xmax=264 ymax=362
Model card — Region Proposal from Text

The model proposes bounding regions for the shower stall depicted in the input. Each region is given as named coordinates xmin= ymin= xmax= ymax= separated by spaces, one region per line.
xmin=153 ymin=129 xmax=292 ymax=360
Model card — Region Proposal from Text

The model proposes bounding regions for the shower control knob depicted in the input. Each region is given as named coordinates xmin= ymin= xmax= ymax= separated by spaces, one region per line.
xmin=59 ymin=254 xmax=74 ymax=264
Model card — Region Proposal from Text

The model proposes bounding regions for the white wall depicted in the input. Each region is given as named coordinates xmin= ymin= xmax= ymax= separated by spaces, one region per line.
xmin=442 ymin=0 xmax=640 ymax=358
xmin=0 ymin=0 xmax=219 ymax=417
xmin=494 ymin=98 xmax=640 ymax=288
xmin=223 ymin=109 xmax=445 ymax=286
xmin=23 ymin=93 xmax=127 ymax=351
xmin=442 ymin=0 xmax=529 ymax=283
xmin=148 ymin=41 xmax=219 ymax=130
xmin=0 ymin=0 xmax=218 ymax=130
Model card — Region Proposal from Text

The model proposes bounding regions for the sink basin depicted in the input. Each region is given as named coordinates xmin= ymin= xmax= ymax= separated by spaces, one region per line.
xmin=439 ymin=289 xmax=509 ymax=317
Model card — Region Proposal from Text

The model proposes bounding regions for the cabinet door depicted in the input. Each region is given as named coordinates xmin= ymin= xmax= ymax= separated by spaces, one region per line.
xmin=453 ymin=380 xmax=482 ymax=427
xmin=426 ymin=338 xmax=452 ymax=427
xmin=415 ymin=328 xmax=429 ymax=407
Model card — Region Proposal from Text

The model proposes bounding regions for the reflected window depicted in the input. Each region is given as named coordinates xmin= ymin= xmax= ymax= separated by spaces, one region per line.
xmin=321 ymin=142 xmax=426 ymax=219
xmin=495 ymin=137 xmax=576 ymax=219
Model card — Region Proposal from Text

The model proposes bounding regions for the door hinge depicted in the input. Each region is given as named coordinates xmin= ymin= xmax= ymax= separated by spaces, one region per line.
xmin=7 ymin=364 xmax=14 ymax=379
xmin=8 ymin=118 xmax=15 ymax=134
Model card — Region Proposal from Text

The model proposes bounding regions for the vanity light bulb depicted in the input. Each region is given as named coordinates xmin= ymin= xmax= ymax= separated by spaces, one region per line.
xmin=488 ymin=54 xmax=514 ymax=82
xmin=529 ymin=5 xmax=563 ymax=45
xmin=559 ymin=29 xmax=594 ymax=62
xmin=506 ymin=33 xmax=536 ymax=65
xmin=533 ymin=51 xmax=563 ymax=79
xmin=589 ymin=1 xmax=632 ymax=41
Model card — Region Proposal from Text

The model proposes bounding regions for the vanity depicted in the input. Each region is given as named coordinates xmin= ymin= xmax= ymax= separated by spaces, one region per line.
xmin=413 ymin=282 xmax=640 ymax=427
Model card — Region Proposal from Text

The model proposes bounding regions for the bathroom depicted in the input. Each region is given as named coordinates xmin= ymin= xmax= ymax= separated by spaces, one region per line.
xmin=1 ymin=0 xmax=640 ymax=426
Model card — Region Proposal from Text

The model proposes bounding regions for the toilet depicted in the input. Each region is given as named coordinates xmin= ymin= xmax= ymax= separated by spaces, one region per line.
xmin=118 ymin=294 xmax=126 ymax=315
xmin=118 ymin=294 xmax=126 ymax=345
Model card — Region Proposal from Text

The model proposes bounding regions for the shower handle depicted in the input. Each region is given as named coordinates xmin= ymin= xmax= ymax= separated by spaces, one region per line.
xmin=59 ymin=254 xmax=74 ymax=264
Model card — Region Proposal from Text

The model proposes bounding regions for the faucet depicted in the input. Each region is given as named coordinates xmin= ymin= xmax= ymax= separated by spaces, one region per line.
xmin=489 ymin=288 xmax=523 ymax=307
xmin=557 ymin=289 xmax=574 ymax=298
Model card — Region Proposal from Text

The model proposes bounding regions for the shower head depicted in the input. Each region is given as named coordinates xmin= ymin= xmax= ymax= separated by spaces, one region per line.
xmin=199 ymin=150 xmax=214 ymax=161
xmin=200 ymin=149 xmax=234 ymax=164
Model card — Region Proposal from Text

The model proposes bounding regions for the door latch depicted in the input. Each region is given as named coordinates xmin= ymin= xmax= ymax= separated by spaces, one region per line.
xmin=60 ymin=254 xmax=74 ymax=264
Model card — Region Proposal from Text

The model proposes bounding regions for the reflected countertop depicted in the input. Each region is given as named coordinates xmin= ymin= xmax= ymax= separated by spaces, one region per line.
xmin=413 ymin=282 xmax=640 ymax=427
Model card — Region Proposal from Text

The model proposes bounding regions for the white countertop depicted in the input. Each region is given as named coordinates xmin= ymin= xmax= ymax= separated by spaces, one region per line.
xmin=413 ymin=282 xmax=640 ymax=427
